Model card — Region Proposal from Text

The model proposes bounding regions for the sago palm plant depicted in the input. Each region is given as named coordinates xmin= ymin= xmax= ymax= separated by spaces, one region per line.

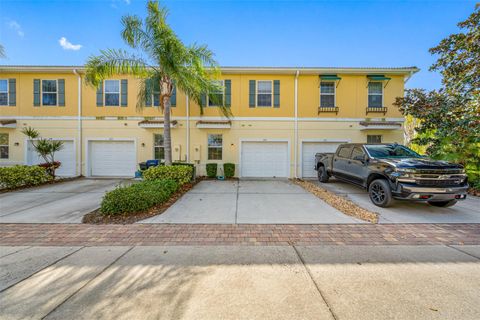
xmin=85 ymin=0 xmax=230 ymax=165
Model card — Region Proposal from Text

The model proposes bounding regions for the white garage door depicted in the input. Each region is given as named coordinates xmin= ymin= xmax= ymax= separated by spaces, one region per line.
xmin=89 ymin=141 xmax=136 ymax=177
xmin=302 ymin=142 xmax=343 ymax=178
xmin=27 ymin=140 xmax=76 ymax=176
xmin=241 ymin=141 xmax=289 ymax=178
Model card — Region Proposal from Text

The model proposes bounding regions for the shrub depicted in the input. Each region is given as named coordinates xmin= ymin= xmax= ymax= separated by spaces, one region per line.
xmin=0 ymin=165 xmax=51 ymax=189
xmin=100 ymin=179 xmax=178 ymax=215
xmin=172 ymin=162 xmax=196 ymax=181
xmin=143 ymin=165 xmax=193 ymax=185
xmin=223 ymin=163 xmax=235 ymax=178
xmin=206 ymin=163 xmax=217 ymax=178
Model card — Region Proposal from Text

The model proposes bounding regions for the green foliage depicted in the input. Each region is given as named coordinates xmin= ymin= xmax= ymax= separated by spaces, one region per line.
xmin=206 ymin=163 xmax=217 ymax=178
xmin=143 ymin=165 xmax=193 ymax=185
xmin=172 ymin=162 xmax=196 ymax=181
xmin=394 ymin=6 xmax=480 ymax=188
xmin=100 ymin=179 xmax=178 ymax=215
xmin=0 ymin=165 xmax=51 ymax=190
xmin=223 ymin=163 xmax=235 ymax=178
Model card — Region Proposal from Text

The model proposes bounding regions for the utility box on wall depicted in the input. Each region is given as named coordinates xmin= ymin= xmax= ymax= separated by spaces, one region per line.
xmin=173 ymin=145 xmax=181 ymax=161
xmin=193 ymin=145 xmax=201 ymax=161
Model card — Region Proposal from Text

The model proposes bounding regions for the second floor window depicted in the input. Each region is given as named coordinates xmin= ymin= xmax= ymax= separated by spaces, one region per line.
xmin=367 ymin=135 xmax=382 ymax=143
xmin=0 ymin=133 xmax=8 ymax=159
xmin=0 ymin=80 xmax=8 ymax=106
xmin=320 ymin=82 xmax=335 ymax=108
xmin=368 ymin=82 xmax=383 ymax=108
xmin=208 ymin=134 xmax=222 ymax=160
xmin=105 ymin=80 xmax=120 ymax=106
xmin=208 ymin=80 xmax=224 ymax=106
xmin=42 ymin=80 xmax=57 ymax=106
xmin=154 ymin=134 xmax=165 ymax=160
xmin=257 ymin=80 xmax=272 ymax=107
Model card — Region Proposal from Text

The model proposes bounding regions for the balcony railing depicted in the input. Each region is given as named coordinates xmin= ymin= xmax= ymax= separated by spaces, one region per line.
xmin=365 ymin=106 xmax=387 ymax=115
xmin=318 ymin=106 xmax=339 ymax=115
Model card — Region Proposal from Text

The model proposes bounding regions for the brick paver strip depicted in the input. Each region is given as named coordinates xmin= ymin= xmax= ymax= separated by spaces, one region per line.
xmin=0 ymin=223 xmax=479 ymax=246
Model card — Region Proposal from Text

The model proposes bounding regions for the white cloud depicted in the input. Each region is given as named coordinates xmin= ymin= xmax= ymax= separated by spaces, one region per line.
xmin=8 ymin=20 xmax=24 ymax=37
xmin=59 ymin=37 xmax=82 ymax=51
xmin=124 ymin=0 xmax=131 ymax=4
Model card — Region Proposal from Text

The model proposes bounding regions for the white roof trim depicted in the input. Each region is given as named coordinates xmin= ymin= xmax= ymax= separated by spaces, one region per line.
xmin=196 ymin=123 xmax=232 ymax=129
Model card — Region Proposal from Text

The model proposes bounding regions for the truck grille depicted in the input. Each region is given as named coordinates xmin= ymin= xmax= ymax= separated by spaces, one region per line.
xmin=414 ymin=169 xmax=464 ymax=174
xmin=416 ymin=179 xmax=462 ymax=186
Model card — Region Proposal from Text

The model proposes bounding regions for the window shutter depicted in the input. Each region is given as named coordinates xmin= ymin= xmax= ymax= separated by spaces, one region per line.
xmin=8 ymin=79 xmax=16 ymax=106
xmin=201 ymin=93 xmax=207 ymax=107
xmin=170 ymin=84 xmax=176 ymax=107
xmin=96 ymin=82 xmax=103 ymax=107
xmin=58 ymin=79 xmax=65 ymax=106
xmin=121 ymin=79 xmax=128 ymax=107
xmin=273 ymin=80 xmax=280 ymax=108
xmin=33 ymin=79 xmax=40 ymax=106
xmin=145 ymin=79 xmax=152 ymax=107
xmin=224 ymin=80 xmax=231 ymax=107
xmin=249 ymin=80 xmax=256 ymax=107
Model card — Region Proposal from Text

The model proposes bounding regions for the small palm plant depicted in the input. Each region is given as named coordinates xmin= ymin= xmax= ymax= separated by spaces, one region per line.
xmin=85 ymin=0 xmax=230 ymax=165
xmin=22 ymin=127 xmax=64 ymax=178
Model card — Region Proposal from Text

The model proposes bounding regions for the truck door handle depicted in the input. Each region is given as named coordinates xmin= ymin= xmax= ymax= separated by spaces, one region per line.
xmin=334 ymin=159 xmax=337 ymax=162
xmin=348 ymin=161 xmax=351 ymax=164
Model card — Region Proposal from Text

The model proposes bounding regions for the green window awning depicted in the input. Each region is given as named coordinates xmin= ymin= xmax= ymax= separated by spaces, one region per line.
xmin=320 ymin=75 xmax=342 ymax=81
xmin=367 ymin=75 xmax=391 ymax=81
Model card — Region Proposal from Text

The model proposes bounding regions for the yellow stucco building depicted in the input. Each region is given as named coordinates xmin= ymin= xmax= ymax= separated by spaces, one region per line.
xmin=0 ymin=65 xmax=418 ymax=178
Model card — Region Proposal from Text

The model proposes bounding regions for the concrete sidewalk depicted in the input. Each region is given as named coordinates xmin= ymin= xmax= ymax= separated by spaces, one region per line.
xmin=1 ymin=244 xmax=479 ymax=320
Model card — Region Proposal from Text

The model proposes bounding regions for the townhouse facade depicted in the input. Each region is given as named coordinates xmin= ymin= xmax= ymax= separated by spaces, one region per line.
xmin=0 ymin=66 xmax=418 ymax=178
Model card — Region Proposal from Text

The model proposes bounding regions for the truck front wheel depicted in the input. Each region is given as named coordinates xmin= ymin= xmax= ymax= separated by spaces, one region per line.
xmin=368 ymin=179 xmax=393 ymax=207
xmin=317 ymin=166 xmax=329 ymax=183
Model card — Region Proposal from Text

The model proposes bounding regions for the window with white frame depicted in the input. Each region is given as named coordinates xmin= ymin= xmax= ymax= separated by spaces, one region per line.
xmin=368 ymin=82 xmax=383 ymax=108
xmin=0 ymin=133 xmax=8 ymax=159
xmin=104 ymin=80 xmax=120 ymax=106
xmin=0 ymin=80 xmax=8 ymax=106
xmin=208 ymin=80 xmax=224 ymax=106
xmin=42 ymin=80 xmax=57 ymax=106
xmin=367 ymin=135 xmax=382 ymax=143
xmin=257 ymin=80 xmax=272 ymax=107
xmin=207 ymin=134 xmax=222 ymax=160
xmin=320 ymin=82 xmax=335 ymax=108
xmin=154 ymin=134 xmax=165 ymax=160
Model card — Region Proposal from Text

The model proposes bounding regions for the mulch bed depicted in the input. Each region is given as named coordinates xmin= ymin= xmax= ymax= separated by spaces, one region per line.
xmin=82 ymin=179 xmax=200 ymax=224
xmin=0 ymin=176 xmax=82 ymax=194
xmin=468 ymin=187 xmax=480 ymax=197
xmin=293 ymin=179 xmax=379 ymax=223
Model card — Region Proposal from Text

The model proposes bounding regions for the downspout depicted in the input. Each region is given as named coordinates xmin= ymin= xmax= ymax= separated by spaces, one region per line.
xmin=186 ymin=94 xmax=190 ymax=162
xmin=294 ymin=70 xmax=299 ymax=178
xmin=73 ymin=69 xmax=82 ymax=176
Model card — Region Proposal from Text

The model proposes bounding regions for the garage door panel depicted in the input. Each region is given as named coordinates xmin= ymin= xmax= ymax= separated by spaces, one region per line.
xmin=90 ymin=141 xmax=136 ymax=177
xmin=241 ymin=142 xmax=288 ymax=178
xmin=302 ymin=142 xmax=342 ymax=178
xmin=27 ymin=140 xmax=76 ymax=176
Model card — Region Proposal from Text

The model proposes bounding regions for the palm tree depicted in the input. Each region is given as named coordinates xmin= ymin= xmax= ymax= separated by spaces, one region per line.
xmin=85 ymin=0 xmax=230 ymax=165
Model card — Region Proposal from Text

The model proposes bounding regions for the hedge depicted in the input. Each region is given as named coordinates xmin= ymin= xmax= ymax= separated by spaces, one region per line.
xmin=100 ymin=179 xmax=178 ymax=215
xmin=0 ymin=165 xmax=51 ymax=190
xmin=143 ymin=165 xmax=193 ymax=185
xmin=223 ymin=163 xmax=235 ymax=178
xmin=206 ymin=163 xmax=217 ymax=178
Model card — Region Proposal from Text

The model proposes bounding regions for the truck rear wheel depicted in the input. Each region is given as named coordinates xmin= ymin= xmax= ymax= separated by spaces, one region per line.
xmin=317 ymin=166 xmax=329 ymax=183
xmin=368 ymin=179 xmax=393 ymax=207
xmin=428 ymin=200 xmax=457 ymax=207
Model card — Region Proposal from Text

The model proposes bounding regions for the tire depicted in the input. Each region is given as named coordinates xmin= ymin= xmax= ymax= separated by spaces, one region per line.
xmin=317 ymin=166 xmax=329 ymax=183
xmin=368 ymin=179 xmax=393 ymax=207
xmin=428 ymin=200 xmax=457 ymax=207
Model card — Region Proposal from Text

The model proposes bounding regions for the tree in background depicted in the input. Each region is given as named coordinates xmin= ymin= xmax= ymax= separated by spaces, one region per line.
xmin=395 ymin=5 xmax=480 ymax=189
xmin=22 ymin=127 xmax=64 ymax=178
xmin=85 ymin=0 xmax=229 ymax=165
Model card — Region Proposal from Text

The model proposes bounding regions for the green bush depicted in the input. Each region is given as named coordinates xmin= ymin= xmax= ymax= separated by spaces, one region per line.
xmin=0 ymin=165 xmax=51 ymax=189
xmin=206 ymin=163 xmax=217 ymax=178
xmin=172 ymin=162 xmax=196 ymax=181
xmin=100 ymin=179 xmax=178 ymax=215
xmin=143 ymin=165 xmax=193 ymax=185
xmin=223 ymin=163 xmax=235 ymax=178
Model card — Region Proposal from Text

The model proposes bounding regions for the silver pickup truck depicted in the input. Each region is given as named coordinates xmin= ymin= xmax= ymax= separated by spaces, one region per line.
xmin=315 ymin=143 xmax=469 ymax=207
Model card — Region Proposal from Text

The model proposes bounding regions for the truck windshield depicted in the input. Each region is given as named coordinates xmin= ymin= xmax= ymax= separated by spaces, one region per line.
xmin=365 ymin=144 xmax=421 ymax=158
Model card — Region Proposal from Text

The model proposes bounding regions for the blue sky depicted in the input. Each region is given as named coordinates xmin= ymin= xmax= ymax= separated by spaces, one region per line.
xmin=0 ymin=0 xmax=476 ymax=90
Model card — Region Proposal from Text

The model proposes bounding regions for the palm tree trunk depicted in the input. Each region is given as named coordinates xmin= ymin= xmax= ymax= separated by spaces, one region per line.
xmin=163 ymin=96 xmax=173 ymax=165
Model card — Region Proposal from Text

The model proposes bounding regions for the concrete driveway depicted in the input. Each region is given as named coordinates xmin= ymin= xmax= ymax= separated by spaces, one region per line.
xmin=141 ymin=180 xmax=363 ymax=224
xmin=1 ymin=244 xmax=479 ymax=319
xmin=0 ymin=179 xmax=127 ymax=223
xmin=314 ymin=179 xmax=480 ymax=223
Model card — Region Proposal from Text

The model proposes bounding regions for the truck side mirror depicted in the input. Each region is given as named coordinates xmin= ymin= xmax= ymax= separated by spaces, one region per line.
xmin=353 ymin=155 xmax=366 ymax=163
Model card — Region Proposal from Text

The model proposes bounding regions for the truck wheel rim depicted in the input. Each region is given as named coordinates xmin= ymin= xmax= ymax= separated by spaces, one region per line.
xmin=371 ymin=183 xmax=385 ymax=203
